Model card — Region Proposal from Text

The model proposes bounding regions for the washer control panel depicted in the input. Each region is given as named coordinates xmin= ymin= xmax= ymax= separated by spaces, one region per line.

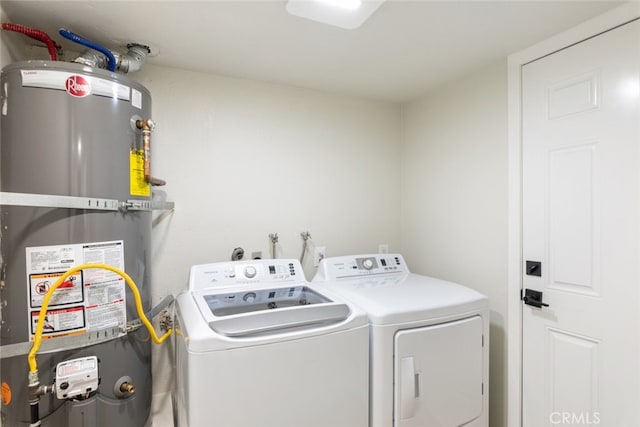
xmin=189 ymin=259 xmax=303 ymax=291
xmin=314 ymin=253 xmax=409 ymax=281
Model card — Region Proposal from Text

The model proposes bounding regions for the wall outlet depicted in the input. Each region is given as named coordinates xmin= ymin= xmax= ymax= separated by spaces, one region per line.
xmin=314 ymin=247 xmax=326 ymax=267
xmin=251 ymin=251 xmax=262 ymax=259
xmin=378 ymin=244 xmax=389 ymax=254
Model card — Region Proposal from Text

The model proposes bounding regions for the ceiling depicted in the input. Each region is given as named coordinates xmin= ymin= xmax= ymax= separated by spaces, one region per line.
xmin=0 ymin=0 xmax=625 ymax=103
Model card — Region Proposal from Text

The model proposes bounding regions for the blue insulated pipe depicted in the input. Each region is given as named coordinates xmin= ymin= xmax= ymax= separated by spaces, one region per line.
xmin=59 ymin=28 xmax=116 ymax=72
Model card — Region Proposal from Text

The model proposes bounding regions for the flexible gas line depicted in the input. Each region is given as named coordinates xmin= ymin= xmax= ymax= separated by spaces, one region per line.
xmin=28 ymin=263 xmax=172 ymax=374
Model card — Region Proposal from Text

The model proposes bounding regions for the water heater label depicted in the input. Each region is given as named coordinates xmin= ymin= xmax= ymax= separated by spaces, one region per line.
xmin=20 ymin=70 xmax=131 ymax=101
xmin=130 ymin=149 xmax=151 ymax=196
xmin=25 ymin=241 xmax=127 ymax=341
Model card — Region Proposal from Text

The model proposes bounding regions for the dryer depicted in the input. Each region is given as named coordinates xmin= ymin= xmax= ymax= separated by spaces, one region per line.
xmin=313 ymin=254 xmax=489 ymax=427
xmin=174 ymin=258 xmax=369 ymax=427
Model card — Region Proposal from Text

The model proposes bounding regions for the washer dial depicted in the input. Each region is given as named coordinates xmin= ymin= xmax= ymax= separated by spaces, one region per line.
xmin=244 ymin=266 xmax=257 ymax=279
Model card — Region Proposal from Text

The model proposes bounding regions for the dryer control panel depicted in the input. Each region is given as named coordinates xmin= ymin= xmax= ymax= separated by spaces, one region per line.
xmin=315 ymin=253 xmax=409 ymax=281
xmin=189 ymin=259 xmax=303 ymax=291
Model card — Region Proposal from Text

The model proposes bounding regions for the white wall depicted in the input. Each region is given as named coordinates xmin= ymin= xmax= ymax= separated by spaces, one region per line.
xmin=400 ymin=60 xmax=508 ymax=427
xmin=133 ymin=64 xmax=402 ymax=394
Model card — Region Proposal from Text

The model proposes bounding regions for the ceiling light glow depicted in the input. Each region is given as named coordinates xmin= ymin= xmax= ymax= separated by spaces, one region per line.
xmin=286 ymin=0 xmax=386 ymax=30
xmin=314 ymin=0 xmax=362 ymax=11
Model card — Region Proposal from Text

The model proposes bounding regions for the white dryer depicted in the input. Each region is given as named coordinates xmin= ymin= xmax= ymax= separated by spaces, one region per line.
xmin=174 ymin=259 xmax=369 ymax=427
xmin=313 ymin=254 xmax=489 ymax=427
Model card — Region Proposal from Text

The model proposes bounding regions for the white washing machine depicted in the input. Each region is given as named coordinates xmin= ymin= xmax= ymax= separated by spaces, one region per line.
xmin=173 ymin=258 xmax=369 ymax=427
xmin=313 ymin=254 xmax=489 ymax=427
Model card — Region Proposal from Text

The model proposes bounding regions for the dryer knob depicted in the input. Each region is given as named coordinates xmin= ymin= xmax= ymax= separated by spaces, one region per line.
xmin=244 ymin=266 xmax=257 ymax=279
xmin=362 ymin=259 xmax=374 ymax=270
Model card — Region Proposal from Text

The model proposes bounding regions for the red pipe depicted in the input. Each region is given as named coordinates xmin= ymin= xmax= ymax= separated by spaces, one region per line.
xmin=1 ymin=23 xmax=60 ymax=61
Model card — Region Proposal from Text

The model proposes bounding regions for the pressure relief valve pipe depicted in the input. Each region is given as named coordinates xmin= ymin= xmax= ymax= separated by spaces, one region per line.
xmin=136 ymin=119 xmax=166 ymax=186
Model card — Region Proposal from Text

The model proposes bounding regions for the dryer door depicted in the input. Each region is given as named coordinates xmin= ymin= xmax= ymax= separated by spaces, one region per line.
xmin=393 ymin=315 xmax=484 ymax=427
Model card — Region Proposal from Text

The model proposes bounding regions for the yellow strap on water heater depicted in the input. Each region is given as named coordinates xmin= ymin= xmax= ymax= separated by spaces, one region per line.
xmin=27 ymin=263 xmax=172 ymax=373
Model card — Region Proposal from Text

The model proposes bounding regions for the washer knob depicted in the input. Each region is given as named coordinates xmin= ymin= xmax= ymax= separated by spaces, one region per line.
xmin=362 ymin=259 xmax=374 ymax=270
xmin=244 ymin=266 xmax=257 ymax=279
xmin=243 ymin=292 xmax=256 ymax=303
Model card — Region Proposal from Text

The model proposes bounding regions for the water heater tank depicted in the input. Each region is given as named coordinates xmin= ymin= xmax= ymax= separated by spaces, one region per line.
xmin=1 ymin=61 xmax=154 ymax=426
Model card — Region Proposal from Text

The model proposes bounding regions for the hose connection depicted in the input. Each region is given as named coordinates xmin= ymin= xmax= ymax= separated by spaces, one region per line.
xmin=120 ymin=382 xmax=136 ymax=394
xmin=114 ymin=376 xmax=137 ymax=399
xmin=269 ymin=233 xmax=279 ymax=259
xmin=300 ymin=231 xmax=312 ymax=264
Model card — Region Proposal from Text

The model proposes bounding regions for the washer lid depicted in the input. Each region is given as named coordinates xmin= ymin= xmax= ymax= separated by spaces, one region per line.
xmin=175 ymin=282 xmax=368 ymax=351
xmin=314 ymin=273 xmax=487 ymax=325
xmin=209 ymin=302 xmax=352 ymax=337
xmin=197 ymin=285 xmax=351 ymax=337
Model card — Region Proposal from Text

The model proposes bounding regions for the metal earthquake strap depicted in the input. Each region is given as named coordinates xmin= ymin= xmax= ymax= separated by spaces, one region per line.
xmin=0 ymin=192 xmax=175 ymax=212
xmin=0 ymin=295 xmax=175 ymax=359
xmin=124 ymin=294 xmax=174 ymax=333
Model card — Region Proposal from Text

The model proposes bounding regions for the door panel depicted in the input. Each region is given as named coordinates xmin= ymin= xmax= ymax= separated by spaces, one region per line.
xmin=547 ymin=328 xmax=599 ymax=417
xmin=393 ymin=316 xmax=483 ymax=427
xmin=548 ymin=142 xmax=599 ymax=295
xmin=522 ymin=19 xmax=640 ymax=427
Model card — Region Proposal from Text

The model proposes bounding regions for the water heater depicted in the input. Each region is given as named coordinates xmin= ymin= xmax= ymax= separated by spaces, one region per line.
xmin=0 ymin=61 xmax=157 ymax=426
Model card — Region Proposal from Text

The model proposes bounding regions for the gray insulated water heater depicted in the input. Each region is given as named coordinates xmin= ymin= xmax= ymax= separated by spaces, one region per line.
xmin=0 ymin=61 xmax=154 ymax=426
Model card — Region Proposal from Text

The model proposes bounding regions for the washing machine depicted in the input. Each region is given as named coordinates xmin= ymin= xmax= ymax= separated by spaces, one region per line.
xmin=173 ymin=258 xmax=369 ymax=427
xmin=313 ymin=254 xmax=489 ymax=427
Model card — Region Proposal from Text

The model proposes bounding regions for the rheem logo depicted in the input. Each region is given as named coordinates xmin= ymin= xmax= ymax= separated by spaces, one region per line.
xmin=65 ymin=75 xmax=91 ymax=98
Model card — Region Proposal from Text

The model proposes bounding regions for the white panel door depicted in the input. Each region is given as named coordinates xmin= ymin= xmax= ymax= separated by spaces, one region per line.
xmin=393 ymin=316 xmax=483 ymax=427
xmin=522 ymin=19 xmax=640 ymax=426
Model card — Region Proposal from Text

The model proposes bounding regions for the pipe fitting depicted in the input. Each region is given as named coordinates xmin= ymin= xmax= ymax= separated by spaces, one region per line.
xmin=27 ymin=373 xmax=53 ymax=403
xmin=114 ymin=376 xmax=136 ymax=399
xmin=136 ymin=118 xmax=155 ymax=132
xmin=72 ymin=49 xmax=109 ymax=69
xmin=27 ymin=374 xmax=40 ymax=403
xmin=71 ymin=43 xmax=150 ymax=73
xmin=117 ymin=44 xmax=151 ymax=74
xmin=27 ymin=371 xmax=43 ymax=427
xmin=120 ymin=382 xmax=136 ymax=394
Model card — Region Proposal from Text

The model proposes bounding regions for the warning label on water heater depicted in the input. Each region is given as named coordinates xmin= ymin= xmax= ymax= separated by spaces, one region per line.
xmin=130 ymin=149 xmax=151 ymax=197
xmin=25 ymin=241 xmax=127 ymax=341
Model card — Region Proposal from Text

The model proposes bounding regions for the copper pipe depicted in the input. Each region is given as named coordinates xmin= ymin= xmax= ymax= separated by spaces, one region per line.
xmin=135 ymin=119 xmax=166 ymax=186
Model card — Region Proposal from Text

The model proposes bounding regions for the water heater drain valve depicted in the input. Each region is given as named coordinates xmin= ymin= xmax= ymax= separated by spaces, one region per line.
xmin=55 ymin=356 xmax=99 ymax=400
